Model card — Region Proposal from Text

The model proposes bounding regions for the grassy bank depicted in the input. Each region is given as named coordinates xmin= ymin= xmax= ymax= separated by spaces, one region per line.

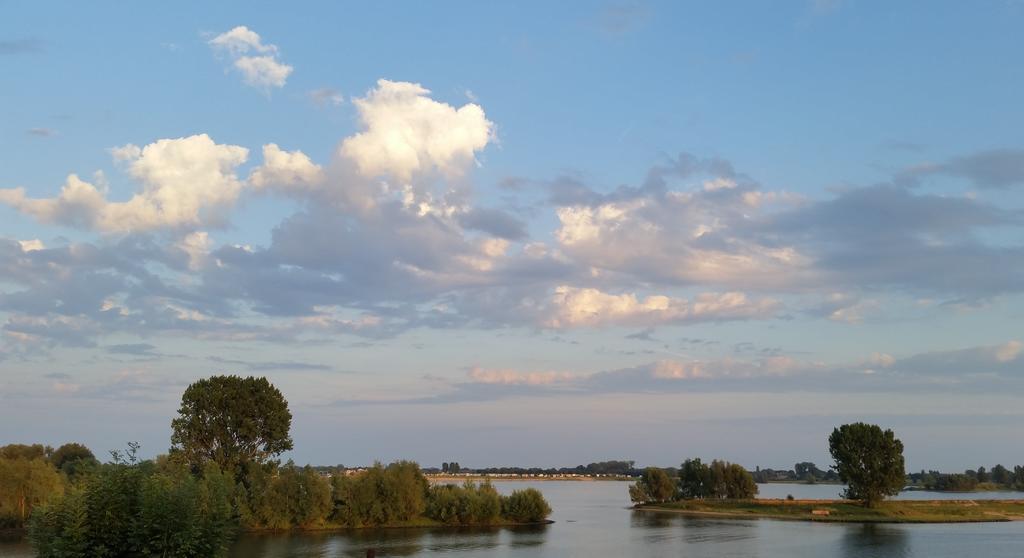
xmin=636 ymin=499 xmax=1024 ymax=523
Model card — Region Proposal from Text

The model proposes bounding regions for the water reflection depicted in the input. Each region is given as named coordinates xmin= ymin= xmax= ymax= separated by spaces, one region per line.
xmin=503 ymin=524 xmax=549 ymax=549
xmin=839 ymin=524 xmax=909 ymax=558
xmin=230 ymin=524 xmax=550 ymax=558
xmin=629 ymin=509 xmax=675 ymax=528
xmin=678 ymin=517 xmax=758 ymax=544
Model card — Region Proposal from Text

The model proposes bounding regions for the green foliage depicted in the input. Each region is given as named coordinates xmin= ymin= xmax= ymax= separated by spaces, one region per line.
xmin=1014 ymin=466 xmax=1024 ymax=490
xmin=915 ymin=469 xmax=982 ymax=491
xmin=991 ymin=464 xmax=1011 ymax=486
xmin=829 ymin=422 xmax=905 ymax=507
xmin=976 ymin=466 xmax=990 ymax=483
xmin=0 ymin=443 xmax=51 ymax=461
xmin=330 ymin=461 xmax=429 ymax=526
xmin=426 ymin=481 xmax=503 ymax=525
xmin=0 ymin=456 xmax=65 ymax=527
xmin=50 ymin=443 xmax=99 ymax=481
xmin=580 ymin=460 xmax=635 ymax=475
xmin=500 ymin=488 xmax=552 ymax=523
xmin=678 ymin=458 xmax=712 ymax=499
xmin=6 ymin=371 xmax=555 ymax=553
xmin=241 ymin=462 xmax=332 ymax=529
xmin=708 ymin=460 xmax=758 ymax=499
xmin=629 ymin=467 xmax=676 ymax=504
xmin=50 ymin=443 xmax=95 ymax=470
xmin=674 ymin=458 xmax=757 ymax=500
xmin=330 ymin=462 xmax=549 ymax=526
xmin=170 ymin=375 xmax=294 ymax=478
xmin=28 ymin=444 xmax=235 ymax=558
xmin=794 ymin=461 xmax=827 ymax=483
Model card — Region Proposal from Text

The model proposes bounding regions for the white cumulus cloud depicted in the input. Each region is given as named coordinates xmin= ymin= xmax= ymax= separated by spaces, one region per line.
xmin=208 ymin=26 xmax=292 ymax=90
xmin=249 ymin=144 xmax=325 ymax=191
xmin=0 ymin=134 xmax=248 ymax=232
xmin=340 ymin=79 xmax=494 ymax=182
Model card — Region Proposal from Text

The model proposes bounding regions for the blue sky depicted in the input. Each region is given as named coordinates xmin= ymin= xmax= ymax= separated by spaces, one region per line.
xmin=2 ymin=1 xmax=1023 ymax=471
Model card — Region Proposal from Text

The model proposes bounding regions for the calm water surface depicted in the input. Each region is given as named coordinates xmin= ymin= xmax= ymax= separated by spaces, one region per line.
xmin=229 ymin=482 xmax=1024 ymax=558
xmin=3 ymin=482 xmax=1022 ymax=557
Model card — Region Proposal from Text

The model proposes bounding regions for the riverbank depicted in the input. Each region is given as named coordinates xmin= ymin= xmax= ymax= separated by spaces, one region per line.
xmin=636 ymin=498 xmax=1024 ymax=523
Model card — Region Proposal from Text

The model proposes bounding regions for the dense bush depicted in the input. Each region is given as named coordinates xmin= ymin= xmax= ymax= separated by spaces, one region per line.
xmin=29 ymin=446 xmax=235 ymax=558
xmin=629 ymin=467 xmax=676 ymax=504
xmin=630 ymin=458 xmax=759 ymax=504
xmin=425 ymin=481 xmax=503 ymax=525
xmin=924 ymin=473 xmax=979 ymax=492
xmin=238 ymin=462 xmax=333 ymax=529
xmin=19 ymin=449 xmax=549 ymax=553
xmin=331 ymin=463 xmax=550 ymax=526
xmin=500 ymin=488 xmax=552 ymax=523
xmin=707 ymin=460 xmax=758 ymax=499
xmin=678 ymin=458 xmax=757 ymax=500
xmin=330 ymin=461 xmax=430 ymax=526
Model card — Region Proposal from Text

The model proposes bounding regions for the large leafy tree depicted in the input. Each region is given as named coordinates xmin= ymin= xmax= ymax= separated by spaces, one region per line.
xmin=170 ymin=375 xmax=293 ymax=476
xmin=0 ymin=457 xmax=64 ymax=525
xmin=829 ymin=422 xmax=905 ymax=507
xmin=50 ymin=443 xmax=95 ymax=470
xmin=50 ymin=443 xmax=99 ymax=480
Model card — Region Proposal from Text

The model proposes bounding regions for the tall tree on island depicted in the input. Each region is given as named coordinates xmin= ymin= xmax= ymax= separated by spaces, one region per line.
xmin=170 ymin=375 xmax=294 ymax=477
xmin=829 ymin=422 xmax=905 ymax=507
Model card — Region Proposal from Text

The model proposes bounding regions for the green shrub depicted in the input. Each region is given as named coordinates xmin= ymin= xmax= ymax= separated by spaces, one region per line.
xmin=500 ymin=488 xmax=551 ymax=523
xmin=425 ymin=481 xmax=502 ymax=525
xmin=331 ymin=461 xmax=430 ymax=526
xmin=678 ymin=458 xmax=758 ymax=500
xmin=28 ymin=446 xmax=234 ymax=558
xmin=629 ymin=467 xmax=676 ymax=504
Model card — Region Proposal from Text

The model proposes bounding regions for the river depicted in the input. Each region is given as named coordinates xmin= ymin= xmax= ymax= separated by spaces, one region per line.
xmin=3 ymin=482 xmax=1023 ymax=557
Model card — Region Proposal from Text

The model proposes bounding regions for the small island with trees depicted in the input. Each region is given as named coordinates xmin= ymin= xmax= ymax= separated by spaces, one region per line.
xmin=632 ymin=423 xmax=1024 ymax=523
xmin=1 ymin=375 xmax=551 ymax=558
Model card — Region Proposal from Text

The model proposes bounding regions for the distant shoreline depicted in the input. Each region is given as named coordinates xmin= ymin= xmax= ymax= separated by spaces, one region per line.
xmin=426 ymin=474 xmax=632 ymax=482
xmin=636 ymin=498 xmax=1024 ymax=523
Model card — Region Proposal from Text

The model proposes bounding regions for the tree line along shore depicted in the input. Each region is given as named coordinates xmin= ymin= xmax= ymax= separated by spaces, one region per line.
xmin=313 ymin=457 xmax=1024 ymax=489
xmin=629 ymin=423 xmax=1024 ymax=523
xmin=1 ymin=375 xmax=551 ymax=558
xmin=6 ymin=379 xmax=1024 ymax=556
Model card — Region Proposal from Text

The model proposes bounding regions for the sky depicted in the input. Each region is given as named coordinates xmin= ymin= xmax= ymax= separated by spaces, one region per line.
xmin=1 ymin=1 xmax=1023 ymax=472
